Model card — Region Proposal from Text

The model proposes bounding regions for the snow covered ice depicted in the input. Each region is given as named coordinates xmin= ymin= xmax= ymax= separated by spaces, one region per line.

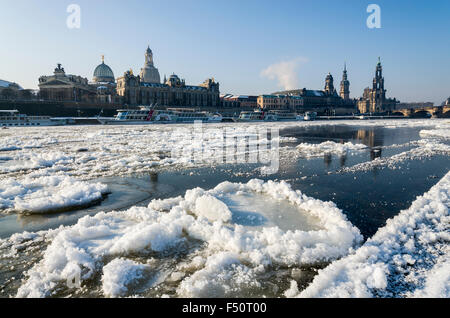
xmin=0 ymin=175 xmax=109 ymax=214
xmin=9 ymin=179 xmax=361 ymax=298
xmin=0 ymin=118 xmax=449 ymax=298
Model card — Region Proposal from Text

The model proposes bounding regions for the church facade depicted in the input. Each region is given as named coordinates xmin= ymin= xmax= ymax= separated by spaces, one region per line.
xmin=357 ymin=58 xmax=398 ymax=114
xmin=116 ymin=47 xmax=220 ymax=107
xmin=270 ymin=66 xmax=356 ymax=113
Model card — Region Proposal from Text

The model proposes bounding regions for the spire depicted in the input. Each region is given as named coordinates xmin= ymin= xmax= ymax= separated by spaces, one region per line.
xmin=101 ymin=55 xmax=105 ymax=64
xmin=344 ymin=62 xmax=347 ymax=72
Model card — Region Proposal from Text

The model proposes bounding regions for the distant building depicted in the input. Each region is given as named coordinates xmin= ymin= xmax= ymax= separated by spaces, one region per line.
xmin=38 ymin=64 xmax=96 ymax=102
xmin=272 ymin=67 xmax=356 ymax=113
xmin=116 ymin=47 xmax=220 ymax=107
xmin=257 ymin=94 xmax=303 ymax=110
xmin=444 ymin=97 xmax=450 ymax=106
xmin=220 ymin=94 xmax=239 ymax=108
xmin=90 ymin=56 xmax=120 ymax=104
xmin=0 ymin=79 xmax=24 ymax=99
xmin=220 ymin=95 xmax=258 ymax=108
xmin=357 ymin=58 xmax=398 ymax=114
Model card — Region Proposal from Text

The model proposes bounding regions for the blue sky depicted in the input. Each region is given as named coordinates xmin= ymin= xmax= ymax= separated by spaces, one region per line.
xmin=0 ymin=0 xmax=448 ymax=104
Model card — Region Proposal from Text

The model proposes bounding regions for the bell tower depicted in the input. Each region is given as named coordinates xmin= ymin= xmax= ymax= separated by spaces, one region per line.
xmin=324 ymin=73 xmax=335 ymax=95
xmin=340 ymin=63 xmax=350 ymax=100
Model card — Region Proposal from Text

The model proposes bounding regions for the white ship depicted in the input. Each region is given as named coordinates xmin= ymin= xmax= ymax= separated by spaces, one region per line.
xmin=0 ymin=110 xmax=66 ymax=127
xmin=100 ymin=106 xmax=223 ymax=125
xmin=238 ymin=110 xmax=278 ymax=122
xmin=238 ymin=110 xmax=307 ymax=122
xmin=267 ymin=110 xmax=298 ymax=121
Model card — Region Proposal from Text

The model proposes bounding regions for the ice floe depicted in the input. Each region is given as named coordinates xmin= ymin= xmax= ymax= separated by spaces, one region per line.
xmin=292 ymin=171 xmax=450 ymax=298
xmin=419 ymin=129 xmax=450 ymax=139
xmin=12 ymin=179 xmax=362 ymax=298
xmin=296 ymin=141 xmax=367 ymax=157
xmin=0 ymin=175 xmax=109 ymax=214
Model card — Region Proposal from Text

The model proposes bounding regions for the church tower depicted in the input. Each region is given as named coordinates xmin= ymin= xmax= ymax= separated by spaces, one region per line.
xmin=140 ymin=45 xmax=161 ymax=84
xmin=324 ymin=73 xmax=335 ymax=95
xmin=371 ymin=57 xmax=386 ymax=112
xmin=340 ymin=63 xmax=350 ymax=100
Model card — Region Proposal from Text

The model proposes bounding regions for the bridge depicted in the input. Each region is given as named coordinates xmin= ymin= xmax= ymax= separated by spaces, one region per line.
xmin=392 ymin=105 xmax=450 ymax=118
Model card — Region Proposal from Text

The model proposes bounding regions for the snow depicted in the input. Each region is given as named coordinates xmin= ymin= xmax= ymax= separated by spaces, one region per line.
xmin=293 ymin=171 xmax=450 ymax=298
xmin=193 ymin=194 xmax=232 ymax=222
xmin=0 ymin=175 xmax=109 ymax=214
xmin=101 ymin=258 xmax=150 ymax=297
xmin=0 ymin=119 xmax=446 ymax=180
xmin=13 ymin=179 xmax=362 ymax=298
xmin=420 ymin=129 xmax=450 ymax=139
xmin=296 ymin=141 xmax=367 ymax=157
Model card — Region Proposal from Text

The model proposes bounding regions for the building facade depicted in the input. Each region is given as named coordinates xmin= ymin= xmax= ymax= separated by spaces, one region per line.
xmin=38 ymin=64 xmax=96 ymax=102
xmin=38 ymin=58 xmax=121 ymax=104
xmin=272 ymin=69 xmax=356 ymax=113
xmin=357 ymin=58 xmax=398 ymax=114
xmin=257 ymin=95 xmax=303 ymax=110
xmin=220 ymin=95 xmax=258 ymax=108
xmin=116 ymin=47 xmax=220 ymax=107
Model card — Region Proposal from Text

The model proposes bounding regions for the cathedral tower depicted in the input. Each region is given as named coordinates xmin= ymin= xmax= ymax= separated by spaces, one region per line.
xmin=371 ymin=57 xmax=386 ymax=111
xmin=324 ymin=73 xmax=335 ymax=95
xmin=340 ymin=63 xmax=350 ymax=100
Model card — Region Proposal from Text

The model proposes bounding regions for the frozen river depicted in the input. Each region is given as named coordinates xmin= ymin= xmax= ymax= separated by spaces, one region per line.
xmin=0 ymin=119 xmax=449 ymax=298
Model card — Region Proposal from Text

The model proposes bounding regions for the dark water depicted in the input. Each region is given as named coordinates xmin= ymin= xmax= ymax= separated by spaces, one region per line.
xmin=0 ymin=124 xmax=448 ymax=240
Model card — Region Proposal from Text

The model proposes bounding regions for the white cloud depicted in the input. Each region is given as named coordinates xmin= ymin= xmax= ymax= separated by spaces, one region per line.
xmin=260 ymin=57 xmax=308 ymax=91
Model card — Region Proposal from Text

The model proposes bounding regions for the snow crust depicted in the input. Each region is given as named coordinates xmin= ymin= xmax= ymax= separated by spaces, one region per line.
xmin=102 ymin=258 xmax=149 ymax=297
xmin=12 ymin=179 xmax=362 ymax=298
xmin=296 ymin=141 xmax=367 ymax=157
xmin=0 ymin=175 xmax=109 ymax=213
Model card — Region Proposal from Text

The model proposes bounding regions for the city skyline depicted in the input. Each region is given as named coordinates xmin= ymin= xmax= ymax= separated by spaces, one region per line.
xmin=0 ymin=0 xmax=449 ymax=104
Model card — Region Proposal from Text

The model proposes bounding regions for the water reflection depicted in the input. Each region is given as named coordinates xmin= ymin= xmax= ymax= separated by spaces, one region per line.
xmin=357 ymin=129 xmax=384 ymax=160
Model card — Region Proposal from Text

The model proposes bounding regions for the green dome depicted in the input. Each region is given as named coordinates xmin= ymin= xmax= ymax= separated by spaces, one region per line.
xmin=93 ymin=59 xmax=115 ymax=83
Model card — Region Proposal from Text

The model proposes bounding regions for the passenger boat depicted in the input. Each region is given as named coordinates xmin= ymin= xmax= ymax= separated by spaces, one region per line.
xmin=238 ymin=110 xmax=278 ymax=122
xmin=100 ymin=106 xmax=223 ymax=125
xmin=267 ymin=110 xmax=297 ymax=121
xmin=0 ymin=110 xmax=66 ymax=127
xmin=167 ymin=108 xmax=223 ymax=123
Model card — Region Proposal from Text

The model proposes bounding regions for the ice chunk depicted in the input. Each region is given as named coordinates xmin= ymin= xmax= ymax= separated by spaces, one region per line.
xmin=102 ymin=258 xmax=149 ymax=297
xmin=296 ymin=141 xmax=367 ymax=157
xmin=0 ymin=176 xmax=109 ymax=214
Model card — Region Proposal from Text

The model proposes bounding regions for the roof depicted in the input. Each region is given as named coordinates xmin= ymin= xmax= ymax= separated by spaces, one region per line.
xmin=93 ymin=62 xmax=115 ymax=81
xmin=0 ymin=79 xmax=23 ymax=89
